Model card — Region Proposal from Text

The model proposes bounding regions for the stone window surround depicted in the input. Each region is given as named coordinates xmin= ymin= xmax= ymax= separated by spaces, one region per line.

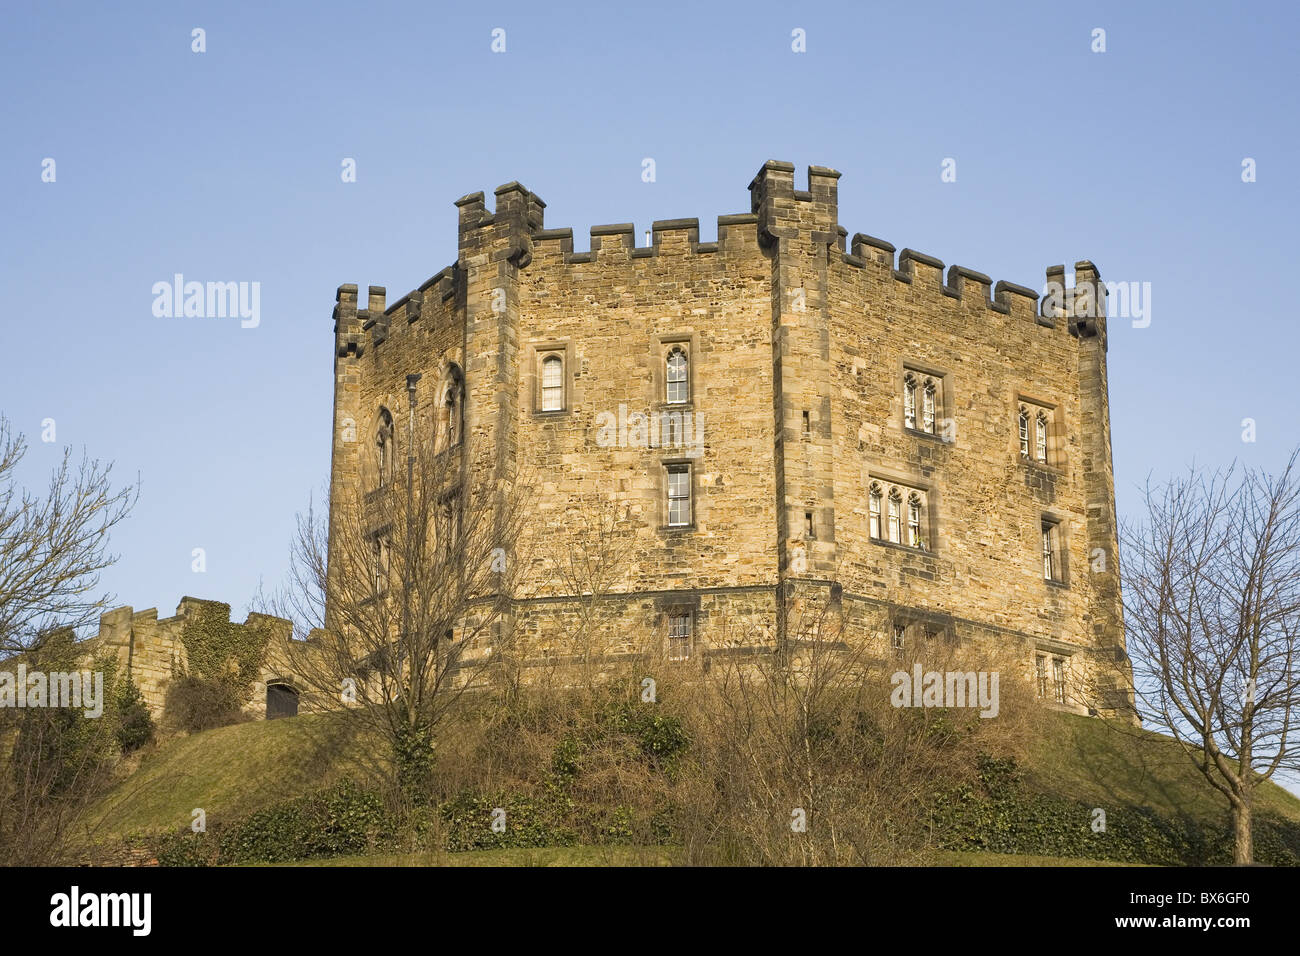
xmin=373 ymin=406 xmax=395 ymax=491
xmin=1034 ymin=644 xmax=1074 ymax=706
xmin=866 ymin=466 xmax=938 ymax=555
xmin=436 ymin=364 xmax=465 ymax=453
xmin=1040 ymin=511 xmax=1070 ymax=587
xmin=366 ymin=523 xmax=394 ymax=599
xmin=666 ymin=609 xmax=693 ymax=661
xmin=898 ymin=359 xmax=952 ymax=441
xmin=658 ymin=456 xmax=697 ymax=533
xmin=528 ymin=339 xmax=575 ymax=416
xmin=655 ymin=594 xmax=702 ymax=660
xmin=651 ymin=330 xmax=699 ymax=409
xmin=1016 ymin=391 xmax=1066 ymax=472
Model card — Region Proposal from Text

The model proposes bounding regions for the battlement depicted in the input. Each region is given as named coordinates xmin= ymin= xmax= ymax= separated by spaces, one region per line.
xmin=334 ymin=161 xmax=1104 ymax=360
xmin=843 ymin=234 xmax=1105 ymax=335
xmin=73 ymin=598 xmax=295 ymax=723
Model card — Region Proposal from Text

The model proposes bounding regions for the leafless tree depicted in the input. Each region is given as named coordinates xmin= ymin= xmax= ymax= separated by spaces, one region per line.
xmin=676 ymin=583 xmax=1033 ymax=865
xmin=252 ymin=491 xmax=329 ymax=642
xmin=265 ymin=435 xmax=532 ymax=802
xmin=1122 ymin=450 xmax=1300 ymax=864
xmin=0 ymin=635 xmax=128 ymax=865
xmin=0 ymin=416 xmax=137 ymax=657
xmin=535 ymin=493 xmax=636 ymax=690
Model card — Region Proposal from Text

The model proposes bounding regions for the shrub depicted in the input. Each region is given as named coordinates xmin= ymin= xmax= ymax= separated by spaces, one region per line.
xmin=114 ymin=677 xmax=154 ymax=753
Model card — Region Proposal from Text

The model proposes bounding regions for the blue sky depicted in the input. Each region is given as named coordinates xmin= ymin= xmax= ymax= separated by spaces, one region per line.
xmin=2 ymin=0 xmax=1297 ymax=623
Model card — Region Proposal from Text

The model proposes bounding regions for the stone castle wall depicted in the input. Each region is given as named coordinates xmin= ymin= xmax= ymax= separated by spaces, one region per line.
xmin=74 ymin=598 xmax=296 ymax=723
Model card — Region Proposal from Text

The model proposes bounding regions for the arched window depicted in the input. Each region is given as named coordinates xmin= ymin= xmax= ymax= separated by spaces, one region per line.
xmin=907 ymin=492 xmax=923 ymax=548
xmin=922 ymin=379 xmax=936 ymax=434
xmin=666 ymin=347 xmax=689 ymax=404
xmin=887 ymin=488 xmax=902 ymax=543
xmin=1018 ymin=407 xmax=1030 ymax=457
xmin=375 ymin=409 xmax=394 ymax=487
xmin=541 ymin=355 xmax=563 ymax=411
xmin=440 ymin=366 xmax=464 ymax=451
xmin=868 ymin=482 xmax=882 ymax=539
xmin=1035 ymin=412 xmax=1048 ymax=463
xmin=903 ymin=373 xmax=917 ymax=430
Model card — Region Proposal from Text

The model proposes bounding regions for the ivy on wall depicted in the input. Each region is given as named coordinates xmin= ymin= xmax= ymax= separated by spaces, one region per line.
xmin=168 ymin=601 xmax=272 ymax=732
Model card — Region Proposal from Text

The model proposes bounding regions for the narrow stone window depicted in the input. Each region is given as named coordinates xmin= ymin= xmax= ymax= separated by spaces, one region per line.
xmin=1018 ymin=407 xmax=1030 ymax=458
xmin=440 ymin=495 xmax=462 ymax=549
xmin=804 ymin=511 xmax=814 ymax=538
xmin=441 ymin=366 xmax=464 ymax=450
xmin=903 ymin=373 xmax=917 ymax=429
xmin=667 ymin=464 xmax=691 ymax=527
xmin=802 ymin=410 xmax=811 ymax=438
xmin=666 ymin=347 xmax=689 ymax=404
xmin=668 ymin=612 xmax=692 ymax=661
xmin=1042 ymin=520 xmax=1062 ymax=582
xmin=1035 ymin=412 xmax=1048 ymax=463
xmin=1035 ymin=654 xmax=1048 ymax=698
xmin=893 ymin=623 xmax=906 ymax=653
xmin=887 ymin=488 xmax=902 ymax=543
xmin=1052 ymin=657 xmax=1066 ymax=703
xmin=541 ymin=354 xmax=564 ymax=411
xmin=869 ymin=482 xmax=882 ymax=539
xmin=922 ymin=379 xmax=936 ymax=434
xmin=907 ymin=492 xmax=923 ymax=548
xmin=376 ymin=408 xmax=394 ymax=488
xmin=371 ymin=533 xmax=390 ymax=595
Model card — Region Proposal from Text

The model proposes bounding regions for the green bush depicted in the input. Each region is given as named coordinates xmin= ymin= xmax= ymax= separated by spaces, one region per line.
xmin=153 ymin=779 xmax=391 ymax=865
xmin=440 ymin=791 xmax=578 ymax=852
xmin=114 ymin=677 xmax=154 ymax=753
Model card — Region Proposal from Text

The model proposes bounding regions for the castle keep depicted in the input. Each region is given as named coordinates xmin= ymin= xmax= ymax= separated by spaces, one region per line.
xmin=327 ymin=161 xmax=1133 ymax=715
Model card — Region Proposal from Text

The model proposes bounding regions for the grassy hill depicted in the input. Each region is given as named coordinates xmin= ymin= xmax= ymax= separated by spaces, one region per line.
xmin=1024 ymin=710 xmax=1300 ymax=822
xmin=85 ymin=712 xmax=368 ymax=843
xmin=84 ymin=708 xmax=1300 ymax=862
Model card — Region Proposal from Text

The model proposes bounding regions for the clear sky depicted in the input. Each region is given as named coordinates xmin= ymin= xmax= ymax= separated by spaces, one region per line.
xmin=2 ymin=0 xmax=1297 ymax=625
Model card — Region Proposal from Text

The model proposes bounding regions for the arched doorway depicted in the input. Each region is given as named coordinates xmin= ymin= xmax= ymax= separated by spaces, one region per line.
xmin=266 ymin=682 xmax=299 ymax=719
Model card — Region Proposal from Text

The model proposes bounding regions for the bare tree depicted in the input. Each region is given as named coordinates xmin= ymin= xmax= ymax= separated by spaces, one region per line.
xmin=0 ymin=416 xmax=137 ymax=656
xmin=1122 ymin=450 xmax=1300 ymax=864
xmin=252 ymin=492 xmax=329 ymax=642
xmin=677 ymin=583 xmax=1033 ymax=865
xmin=266 ymin=434 xmax=532 ymax=802
xmin=536 ymin=493 xmax=635 ymax=690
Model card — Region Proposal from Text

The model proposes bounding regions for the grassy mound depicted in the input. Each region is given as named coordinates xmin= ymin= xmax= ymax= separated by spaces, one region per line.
xmin=1024 ymin=711 xmax=1300 ymax=822
xmin=85 ymin=712 xmax=367 ymax=843
xmin=83 ymin=707 xmax=1300 ymax=864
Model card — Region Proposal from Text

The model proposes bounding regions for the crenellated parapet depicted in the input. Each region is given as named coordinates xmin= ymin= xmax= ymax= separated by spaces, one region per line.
xmin=338 ymin=162 xmax=1105 ymax=358
xmin=333 ymin=283 xmax=363 ymax=359
xmin=842 ymin=232 xmax=1101 ymax=334
xmin=69 ymin=598 xmax=296 ymax=724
